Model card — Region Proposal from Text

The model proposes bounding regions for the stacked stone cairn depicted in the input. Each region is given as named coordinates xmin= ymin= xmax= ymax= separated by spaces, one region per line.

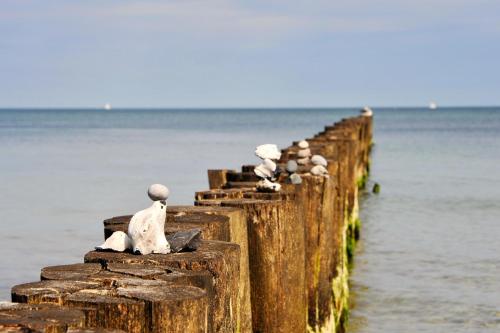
xmin=296 ymin=140 xmax=311 ymax=165
xmin=296 ymin=139 xmax=329 ymax=177
xmin=253 ymin=144 xmax=282 ymax=192
xmin=286 ymin=160 xmax=302 ymax=184
xmin=310 ymin=154 xmax=329 ymax=177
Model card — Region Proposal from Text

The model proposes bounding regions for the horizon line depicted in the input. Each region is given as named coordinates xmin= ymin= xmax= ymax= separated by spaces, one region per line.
xmin=1 ymin=105 xmax=500 ymax=110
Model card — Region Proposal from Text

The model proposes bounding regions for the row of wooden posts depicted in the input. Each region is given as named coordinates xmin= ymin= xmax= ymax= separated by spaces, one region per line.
xmin=2 ymin=114 xmax=373 ymax=333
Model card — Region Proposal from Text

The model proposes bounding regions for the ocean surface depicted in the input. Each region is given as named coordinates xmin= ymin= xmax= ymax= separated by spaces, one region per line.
xmin=0 ymin=107 xmax=499 ymax=332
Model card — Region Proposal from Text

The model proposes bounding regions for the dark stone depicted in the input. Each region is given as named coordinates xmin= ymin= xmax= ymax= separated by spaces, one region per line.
xmin=271 ymin=165 xmax=283 ymax=181
xmin=166 ymin=229 xmax=202 ymax=253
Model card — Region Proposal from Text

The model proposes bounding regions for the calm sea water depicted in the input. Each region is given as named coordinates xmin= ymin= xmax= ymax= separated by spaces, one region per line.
xmin=0 ymin=108 xmax=499 ymax=331
xmin=350 ymin=107 xmax=500 ymax=332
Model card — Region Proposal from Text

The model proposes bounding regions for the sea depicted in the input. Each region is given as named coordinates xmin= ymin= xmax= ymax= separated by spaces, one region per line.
xmin=0 ymin=107 xmax=499 ymax=332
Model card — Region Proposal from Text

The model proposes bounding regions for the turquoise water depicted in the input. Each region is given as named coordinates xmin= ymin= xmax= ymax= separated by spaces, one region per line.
xmin=1 ymin=108 xmax=499 ymax=332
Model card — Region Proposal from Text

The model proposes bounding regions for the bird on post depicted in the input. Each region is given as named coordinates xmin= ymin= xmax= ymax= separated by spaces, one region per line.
xmin=360 ymin=106 xmax=373 ymax=117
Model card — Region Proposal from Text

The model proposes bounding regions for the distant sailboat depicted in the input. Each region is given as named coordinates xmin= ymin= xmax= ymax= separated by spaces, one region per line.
xmin=104 ymin=103 xmax=112 ymax=110
xmin=429 ymin=101 xmax=437 ymax=110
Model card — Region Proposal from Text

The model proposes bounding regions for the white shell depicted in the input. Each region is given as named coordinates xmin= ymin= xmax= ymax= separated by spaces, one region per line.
xmin=256 ymin=178 xmax=281 ymax=192
xmin=310 ymin=165 xmax=329 ymax=176
xmin=128 ymin=201 xmax=170 ymax=255
xmin=148 ymin=184 xmax=169 ymax=201
xmin=254 ymin=163 xmax=273 ymax=179
xmin=297 ymin=157 xmax=310 ymax=165
xmin=255 ymin=144 xmax=281 ymax=160
xmin=298 ymin=140 xmax=309 ymax=149
xmin=311 ymin=155 xmax=328 ymax=167
xmin=263 ymin=158 xmax=277 ymax=172
xmin=95 ymin=231 xmax=131 ymax=252
xmin=297 ymin=148 xmax=311 ymax=158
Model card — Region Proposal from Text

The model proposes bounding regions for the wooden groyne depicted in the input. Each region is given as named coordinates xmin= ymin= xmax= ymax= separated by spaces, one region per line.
xmin=5 ymin=115 xmax=372 ymax=333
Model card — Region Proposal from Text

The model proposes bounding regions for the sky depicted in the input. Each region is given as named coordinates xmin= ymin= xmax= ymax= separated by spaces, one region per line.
xmin=0 ymin=0 xmax=499 ymax=108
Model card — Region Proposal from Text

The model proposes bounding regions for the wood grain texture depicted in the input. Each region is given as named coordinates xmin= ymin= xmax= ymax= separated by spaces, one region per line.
xmin=84 ymin=240 xmax=240 ymax=333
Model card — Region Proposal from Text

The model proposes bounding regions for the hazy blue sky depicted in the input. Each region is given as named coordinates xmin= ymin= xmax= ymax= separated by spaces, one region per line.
xmin=1 ymin=0 xmax=499 ymax=107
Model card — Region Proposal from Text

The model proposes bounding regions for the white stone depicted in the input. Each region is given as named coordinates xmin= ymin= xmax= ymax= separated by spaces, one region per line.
xmin=311 ymin=155 xmax=328 ymax=167
xmin=310 ymin=165 xmax=329 ymax=176
xmin=128 ymin=200 xmax=170 ymax=255
xmin=286 ymin=160 xmax=298 ymax=173
xmin=148 ymin=184 xmax=170 ymax=201
xmin=254 ymin=158 xmax=277 ymax=179
xmin=255 ymin=144 xmax=281 ymax=160
xmin=289 ymin=173 xmax=302 ymax=185
xmin=95 ymin=231 xmax=131 ymax=252
xmin=263 ymin=158 xmax=277 ymax=172
xmin=297 ymin=157 xmax=310 ymax=165
xmin=254 ymin=163 xmax=273 ymax=179
xmin=256 ymin=178 xmax=281 ymax=192
xmin=95 ymin=186 xmax=171 ymax=255
xmin=298 ymin=140 xmax=309 ymax=149
xmin=297 ymin=148 xmax=311 ymax=158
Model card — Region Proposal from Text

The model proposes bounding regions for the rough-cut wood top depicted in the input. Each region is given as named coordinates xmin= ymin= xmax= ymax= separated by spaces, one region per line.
xmin=84 ymin=240 xmax=240 ymax=333
xmin=0 ymin=303 xmax=85 ymax=332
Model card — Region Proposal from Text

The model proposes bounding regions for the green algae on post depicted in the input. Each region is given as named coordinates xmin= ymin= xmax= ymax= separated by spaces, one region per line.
xmin=372 ymin=182 xmax=381 ymax=193
xmin=356 ymin=174 xmax=368 ymax=189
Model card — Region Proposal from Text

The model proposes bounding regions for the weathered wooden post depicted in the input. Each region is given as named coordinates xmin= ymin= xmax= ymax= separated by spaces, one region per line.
xmin=84 ymin=240 xmax=240 ymax=333
xmin=12 ymin=278 xmax=209 ymax=333
xmin=0 ymin=303 xmax=87 ymax=333
xmin=101 ymin=205 xmax=252 ymax=333
xmin=196 ymin=188 xmax=307 ymax=333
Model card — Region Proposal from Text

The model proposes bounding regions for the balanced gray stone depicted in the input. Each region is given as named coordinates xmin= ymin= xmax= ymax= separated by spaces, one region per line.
xmin=286 ymin=160 xmax=298 ymax=173
xmin=311 ymin=155 xmax=328 ymax=167
xmin=148 ymin=183 xmax=170 ymax=201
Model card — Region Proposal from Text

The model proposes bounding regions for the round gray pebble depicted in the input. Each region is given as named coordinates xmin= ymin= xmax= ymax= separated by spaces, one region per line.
xmin=289 ymin=173 xmax=302 ymax=184
xmin=286 ymin=160 xmax=298 ymax=173
xmin=311 ymin=155 xmax=328 ymax=167
xmin=148 ymin=184 xmax=170 ymax=201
